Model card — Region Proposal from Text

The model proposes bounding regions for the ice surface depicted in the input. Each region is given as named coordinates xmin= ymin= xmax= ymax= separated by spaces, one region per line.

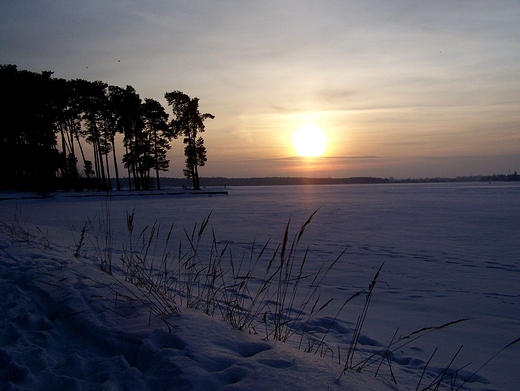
xmin=1 ymin=182 xmax=519 ymax=390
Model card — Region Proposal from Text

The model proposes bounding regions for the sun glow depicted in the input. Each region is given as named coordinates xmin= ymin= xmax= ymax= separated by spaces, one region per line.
xmin=291 ymin=124 xmax=328 ymax=157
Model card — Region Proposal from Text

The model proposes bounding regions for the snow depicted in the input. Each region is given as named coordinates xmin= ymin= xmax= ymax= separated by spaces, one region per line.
xmin=1 ymin=183 xmax=519 ymax=390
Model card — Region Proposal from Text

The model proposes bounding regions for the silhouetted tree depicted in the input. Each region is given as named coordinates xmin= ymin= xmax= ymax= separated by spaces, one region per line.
xmin=52 ymin=77 xmax=85 ymax=190
xmin=164 ymin=91 xmax=214 ymax=190
xmin=1 ymin=65 xmax=218 ymax=192
xmin=0 ymin=65 xmax=60 ymax=191
xmin=65 ymin=79 xmax=93 ymax=183
xmin=119 ymin=86 xmax=144 ymax=190
xmin=105 ymin=85 xmax=129 ymax=190
xmin=75 ymin=79 xmax=111 ymax=189
xmin=141 ymin=98 xmax=171 ymax=190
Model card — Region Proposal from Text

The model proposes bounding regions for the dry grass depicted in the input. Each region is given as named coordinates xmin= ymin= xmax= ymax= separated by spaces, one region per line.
xmin=105 ymin=209 xmax=349 ymax=345
xmin=0 ymin=208 xmax=31 ymax=242
xmin=13 ymin=202 xmax=515 ymax=391
xmin=82 ymin=207 xmax=520 ymax=390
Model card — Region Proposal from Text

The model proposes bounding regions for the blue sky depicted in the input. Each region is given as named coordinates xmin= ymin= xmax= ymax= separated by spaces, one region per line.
xmin=1 ymin=0 xmax=519 ymax=178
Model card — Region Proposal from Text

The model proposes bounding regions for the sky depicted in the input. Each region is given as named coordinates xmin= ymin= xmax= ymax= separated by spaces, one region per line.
xmin=1 ymin=0 xmax=519 ymax=179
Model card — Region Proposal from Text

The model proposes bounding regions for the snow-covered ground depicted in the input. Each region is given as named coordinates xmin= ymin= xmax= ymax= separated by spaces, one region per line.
xmin=1 ymin=183 xmax=519 ymax=390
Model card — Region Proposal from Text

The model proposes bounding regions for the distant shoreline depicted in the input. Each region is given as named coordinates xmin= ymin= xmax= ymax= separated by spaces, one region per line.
xmin=160 ymin=173 xmax=520 ymax=188
xmin=2 ymin=174 xmax=517 ymax=197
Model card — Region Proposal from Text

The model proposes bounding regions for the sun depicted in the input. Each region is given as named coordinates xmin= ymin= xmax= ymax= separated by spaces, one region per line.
xmin=291 ymin=125 xmax=328 ymax=157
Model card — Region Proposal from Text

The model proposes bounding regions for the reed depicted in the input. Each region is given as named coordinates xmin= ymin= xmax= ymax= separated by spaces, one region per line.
xmin=83 ymin=208 xmax=351 ymax=349
xmin=77 ymin=207 xmax=519 ymax=390
xmin=0 ymin=208 xmax=31 ymax=242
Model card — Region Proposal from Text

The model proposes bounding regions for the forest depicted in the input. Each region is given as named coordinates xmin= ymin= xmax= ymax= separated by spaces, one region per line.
xmin=0 ymin=65 xmax=213 ymax=192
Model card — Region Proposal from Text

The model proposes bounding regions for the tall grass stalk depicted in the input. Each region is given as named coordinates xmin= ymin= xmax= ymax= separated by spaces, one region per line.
xmin=213 ymin=210 xmax=349 ymax=344
xmin=352 ymin=318 xmax=470 ymax=375
xmin=0 ymin=209 xmax=31 ymax=242
xmin=74 ymin=218 xmax=93 ymax=258
xmin=95 ymin=209 xmax=352 ymax=347
xmin=93 ymin=196 xmax=113 ymax=274
xmin=448 ymin=337 xmax=520 ymax=391
xmin=338 ymin=262 xmax=385 ymax=379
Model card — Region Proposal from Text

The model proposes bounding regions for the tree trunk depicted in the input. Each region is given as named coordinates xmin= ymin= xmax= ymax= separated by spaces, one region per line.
xmin=111 ymin=138 xmax=121 ymax=191
xmin=104 ymin=152 xmax=112 ymax=190
xmin=154 ymin=132 xmax=161 ymax=190
xmin=192 ymin=162 xmax=200 ymax=190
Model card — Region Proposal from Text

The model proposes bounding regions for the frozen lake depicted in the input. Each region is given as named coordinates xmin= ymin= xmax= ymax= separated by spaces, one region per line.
xmin=1 ymin=182 xmax=519 ymax=389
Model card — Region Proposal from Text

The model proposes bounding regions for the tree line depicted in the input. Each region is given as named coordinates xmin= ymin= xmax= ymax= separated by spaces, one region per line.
xmin=0 ymin=65 xmax=214 ymax=192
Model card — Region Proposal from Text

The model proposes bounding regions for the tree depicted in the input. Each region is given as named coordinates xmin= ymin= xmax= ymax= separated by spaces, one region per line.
xmin=105 ymin=85 xmax=130 ymax=191
xmin=75 ymin=79 xmax=111 ymax=190
xmin=141 ymin=98 xmax=171 ymax=190
xmin=52 ymin=77 xmax=84 ymax=190
xmin=1 ymin=65 xmax=216 ymax=193
xmin=119 ymin=86 xmax=144 ymax=190
xmin=0 ymin=65 xmax=60 ymax=191
xmin=164 ymin=91 xmax=214 ymax=190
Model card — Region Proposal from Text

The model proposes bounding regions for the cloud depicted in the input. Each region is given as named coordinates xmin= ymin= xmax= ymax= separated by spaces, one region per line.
xmin=266 ymin=156 xmax=379 ymax=162
xmin=1 ymin=0 xmax=519 ymax=178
